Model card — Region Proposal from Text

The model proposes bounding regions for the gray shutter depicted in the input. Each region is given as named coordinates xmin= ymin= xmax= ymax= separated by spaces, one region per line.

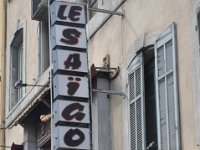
xmin=128 ymin=53 xmax=145 ymax=150
xmin=154 ymin=23 xmax=180 ymax=150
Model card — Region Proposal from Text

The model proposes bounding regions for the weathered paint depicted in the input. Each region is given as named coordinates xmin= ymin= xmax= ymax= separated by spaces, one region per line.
xmin=4 ymin=0 xmax=200 ymax=150
xmin=87 ymin=0 xmax=197 ymax=150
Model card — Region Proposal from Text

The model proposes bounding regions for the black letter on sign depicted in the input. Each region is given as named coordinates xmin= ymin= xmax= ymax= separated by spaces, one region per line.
xmin=57 ymin=5 xmax=67 ymax=20
xmin=67 ymin=77 xmax=81 ymax=96
xmin=64 ymin=54 xmax=81 ymax=70
xmin=61 ymin=29 xmax=81 ymax=45
xmin=69 ymin=6 xmax=82 ymax=22
xmin=62 ymin=103 xmax=85 ymax=121
xmin=64 ymin=129 xmax=85 ymax=147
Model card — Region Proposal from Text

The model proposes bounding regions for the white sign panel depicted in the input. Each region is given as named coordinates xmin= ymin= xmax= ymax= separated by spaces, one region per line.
xmin=53 ymin=74 xmax=89 ymax=99
xmin=51 ymin=25 xmax=87 ymax=49
xmin=53 ymin=49 xmax=88 ymax=73
xmin=51 ymin=1 xmax=86 ymax=25
xmin=53 ymin=100 xmax=90 ymax=124
xmin=51 ymin=1 xmax=91 ymax=150
xmin=54 ymin=126 xmax=90 ymax=149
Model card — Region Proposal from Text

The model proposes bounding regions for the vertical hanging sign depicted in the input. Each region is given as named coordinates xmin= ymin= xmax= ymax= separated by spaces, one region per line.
xmin=50 ymin=1 xmax=91 ymax=150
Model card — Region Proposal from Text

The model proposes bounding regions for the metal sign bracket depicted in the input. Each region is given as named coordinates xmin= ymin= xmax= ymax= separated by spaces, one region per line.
xmin=88 ymin=7 xmax=124 ymax=17
xmin=92 ymin=89 xmax=126 ymax=98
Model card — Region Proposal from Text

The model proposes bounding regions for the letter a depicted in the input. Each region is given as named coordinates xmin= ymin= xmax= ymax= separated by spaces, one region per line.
xmin=64 ymin=53 xmax=81 ymax=70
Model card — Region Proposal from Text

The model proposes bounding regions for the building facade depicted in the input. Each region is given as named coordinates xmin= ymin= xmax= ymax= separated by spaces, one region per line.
xmin=4 ymin=0 xmax=200 ymax=150
xmin=0 ymin=0 xmax=6 ymax=149
xmin=5 ymin=0 xmax=50 ymax=149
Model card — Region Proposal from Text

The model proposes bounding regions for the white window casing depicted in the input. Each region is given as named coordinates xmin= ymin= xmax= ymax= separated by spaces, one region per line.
xmin=154 ymin=23 xmax=180 ymax=150
xmin=8 ymin=20 xmax=26 ymax=111
xmin=10 ymin=32 xmax=24 ymax=109
xmin=128 ymin=53 xmax=146 ymax=150
xmin=127 ymin=23 xmax=180 ymax=150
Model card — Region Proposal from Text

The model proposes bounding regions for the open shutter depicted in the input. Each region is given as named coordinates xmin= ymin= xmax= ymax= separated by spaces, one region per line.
xmin=154 ymin=23 xmax=180 ymax=150
xmin=128 ymin=53 xmax=145 ymax=150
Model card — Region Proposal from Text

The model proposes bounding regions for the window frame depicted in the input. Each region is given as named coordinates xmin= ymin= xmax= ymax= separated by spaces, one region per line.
xmin=9 ymin=21 xmax=26 ymax=110
xmin=127 ymin=23 xmax=180 ymax=150
xmin=127 ymin=52 xmax=146 ymax=150
xmin=154 ymin=23 xmax=180 ymax=150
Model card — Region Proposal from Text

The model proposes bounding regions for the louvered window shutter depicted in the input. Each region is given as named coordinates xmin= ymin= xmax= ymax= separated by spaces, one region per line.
xmin=128 ymin=53 xmax=145 ymax=150
xmin=154 ymin=23 xmax=180 ymax=150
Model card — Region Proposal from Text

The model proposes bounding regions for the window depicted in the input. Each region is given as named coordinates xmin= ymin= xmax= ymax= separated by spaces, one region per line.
xmin=10 ymin=28 xmax=25 ymax=109
xmin=38 ymin=21 xmax=50 ymax=76
xmin=17 ymin=44 xmax=23 ymax=99
xmin=128 ymin=23 xmax=180 ymax=150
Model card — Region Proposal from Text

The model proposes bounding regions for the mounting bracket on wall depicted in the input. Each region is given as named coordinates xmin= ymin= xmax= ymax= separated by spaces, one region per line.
xmin=92 ymin=89 xmax=126 ymax=98
xmin=90 ymin=64 xmax=120 ymax=80
xmin=88 ymin=7 xmax=124 ymax=17
xmin=90 ymin=64 xmax=126 ymax=98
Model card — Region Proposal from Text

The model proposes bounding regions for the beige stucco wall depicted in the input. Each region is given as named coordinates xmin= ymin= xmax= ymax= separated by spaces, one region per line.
xmin=5 ymin=0 xmax=39 ymax=147
xmin=0 ymin=0 xmax=5 ymax=149
xmin=3 ymin=0 xmax=198 ymax=149
xmin=88 ymin=0 xmax=196 ymax=149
